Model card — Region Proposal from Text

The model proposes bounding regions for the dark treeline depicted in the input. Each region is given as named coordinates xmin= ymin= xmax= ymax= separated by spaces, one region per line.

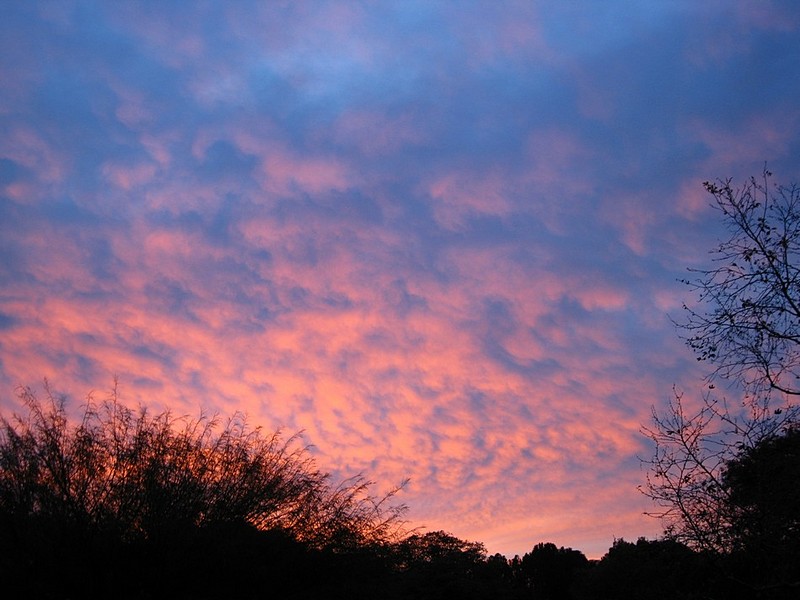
xmin=1 ymin=384 xmax=797 ymax=600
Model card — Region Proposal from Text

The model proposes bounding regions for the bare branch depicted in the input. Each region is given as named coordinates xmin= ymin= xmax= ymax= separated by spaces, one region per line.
xmin=679 ymin=170 xmax=800 ymax=397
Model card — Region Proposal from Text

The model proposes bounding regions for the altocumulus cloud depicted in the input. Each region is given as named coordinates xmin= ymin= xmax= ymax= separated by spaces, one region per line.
xmin=1 ymin=1 xmax=799 ymax=558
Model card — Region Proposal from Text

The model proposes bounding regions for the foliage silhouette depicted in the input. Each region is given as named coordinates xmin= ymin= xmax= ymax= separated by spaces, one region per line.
xmin=720 ymin=426 xmax=800 ymax=596
xmin=641 ymin=386 xmax=798 ymax=555
xmin=516 ymin=542 xmax=588 ymax=600
xmin=0 ymin=382 xmax=407 ymax=598
xmin=572 ymin=537 xmax=706 ymax=600
xmin=9 ymin=377 xmax=794 ymax=599
xmin=642 ymin=398 xmax=799 ymax=597
xmin=389 ymin=530 xmax=490 ymax=598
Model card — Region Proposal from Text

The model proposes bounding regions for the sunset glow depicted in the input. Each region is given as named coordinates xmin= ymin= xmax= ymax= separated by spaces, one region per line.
xmin=2 ymin=1 xmax=799 ymax=559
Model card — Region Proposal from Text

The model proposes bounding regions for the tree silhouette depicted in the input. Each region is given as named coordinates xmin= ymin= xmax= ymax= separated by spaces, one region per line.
xmin=641 ymin=395 xmax=800 ymax=597
xmin=0 ymin=382 xmax=407 ymax=598
xmin=517 ymin=542 xmax=588 ymax=600
xmin=642 ymin=170 xmax=800 ymax=599
xmin=572 ymin=537 xmax=705 ymax=600
xmin=640 ymin=386 xmax=798 ymax=553
xmin=721 ymin=426 xmax=800 ymax=595
xmin=390 ymin=530 xmax=488 ymax=598
xmin=679 ymin=170 xmax=800 ymax=397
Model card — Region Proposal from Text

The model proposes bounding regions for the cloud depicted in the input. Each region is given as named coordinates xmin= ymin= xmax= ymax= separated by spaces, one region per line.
xmin=1 ymin=1 xmax=799 ymax=559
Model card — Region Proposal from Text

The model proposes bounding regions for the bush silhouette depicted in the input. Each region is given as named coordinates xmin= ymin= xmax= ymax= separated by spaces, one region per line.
xmin=0 ymin=383 xmax=407 ymax=598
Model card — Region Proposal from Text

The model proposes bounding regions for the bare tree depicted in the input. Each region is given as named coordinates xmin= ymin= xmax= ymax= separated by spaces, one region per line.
xmin=641 ymin=171 xmax=800 ymax=594
xmin=679 ymin=169 xmax=800 ymax=398
xmin=640 ymin=387 xmax=797 ymax=554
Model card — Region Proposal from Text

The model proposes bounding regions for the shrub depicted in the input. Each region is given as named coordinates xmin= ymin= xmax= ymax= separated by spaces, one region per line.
xmin=0 ymin=382 xmax=407 ymax=598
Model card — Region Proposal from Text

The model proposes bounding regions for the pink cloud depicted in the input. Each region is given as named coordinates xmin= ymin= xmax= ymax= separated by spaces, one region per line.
xmin=684 ymin=1 xmax=799 ymax=68
xmin=521 ymin=129 xmax=597 ymax=233
xmin=687 ymin=113 xmax=800 ymax=170
xmin=598 ymin=192 xmax=658 ymax=256
xmin=1 ymin=126 xmax=66 ymax=190
xmin=9 ymin=2 xmax=792 ymax=562
xmin=106 ymin=4 xmax=207 ymax=70
xmin=102 ymin=160 xmax=158 ymax=191
xmin=332 ymin=110 xmax=430 ymax=156
xmin=570 ymin=281 xmax=629 ymax=312
xmin=109 ymin=81 xmax=157 ymax=129
xmin=426 ymin=170 xmax=513 ymax=230
xmin=0 ymin=279 xmax=669 ymax=558
xmin=231 ymin=130 xmax=354 ymax=197
xmin=150 ymin=132 xmax=177 ymax=162
xmin=674 ymin=178 xmax=713 ymax=219
xmin=0 ymin=193 xmax=696 ymax=559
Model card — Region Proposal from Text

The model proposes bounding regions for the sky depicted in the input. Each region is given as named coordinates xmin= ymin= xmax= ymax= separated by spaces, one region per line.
xmin=1 ymin=0 xmax=800 ymax=559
